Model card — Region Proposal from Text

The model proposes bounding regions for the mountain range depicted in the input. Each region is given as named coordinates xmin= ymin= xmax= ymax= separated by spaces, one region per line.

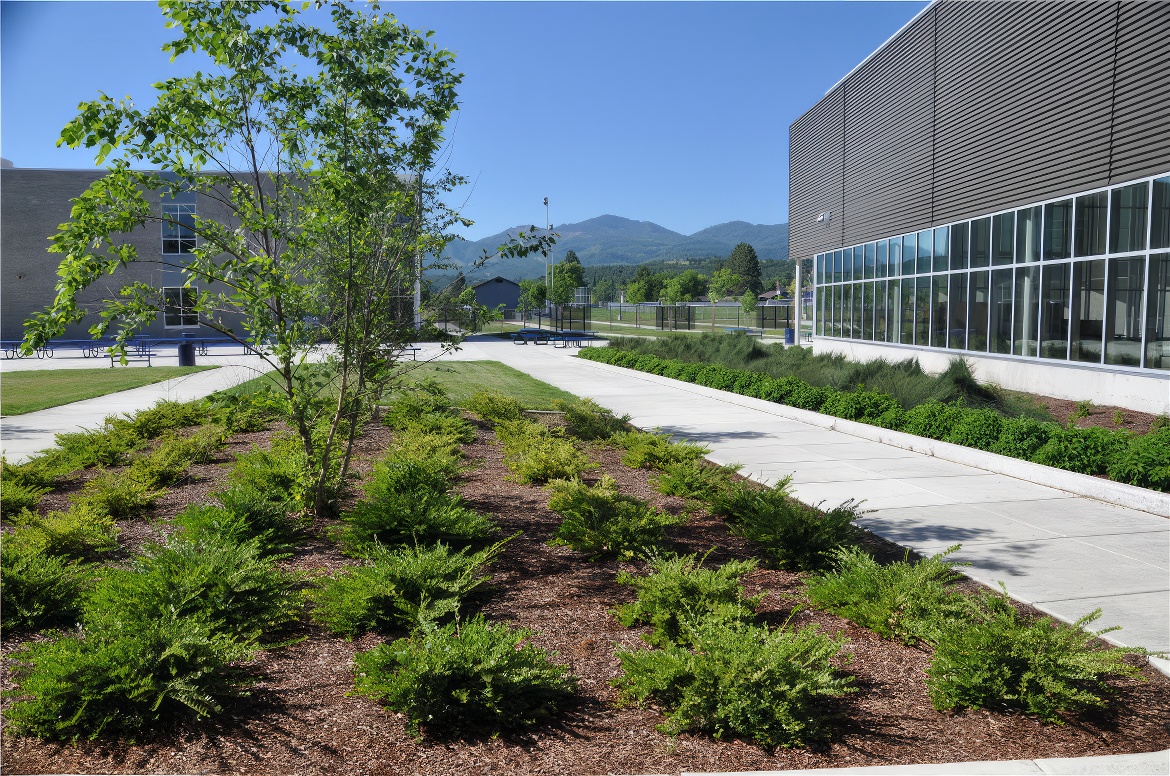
xmin=440 ymin=215 xmax=788 ymax=281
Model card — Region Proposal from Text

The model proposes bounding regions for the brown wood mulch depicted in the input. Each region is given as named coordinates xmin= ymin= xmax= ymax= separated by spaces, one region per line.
xmin=1032 ymin=395 xmax=1165 ymax=435
xmin=3 ymin=418 xmax=1170 ymax=776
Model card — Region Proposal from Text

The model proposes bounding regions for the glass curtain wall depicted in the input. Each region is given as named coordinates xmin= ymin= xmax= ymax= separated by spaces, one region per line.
xmin=811 ymin=171 xmax=1170 ymax=372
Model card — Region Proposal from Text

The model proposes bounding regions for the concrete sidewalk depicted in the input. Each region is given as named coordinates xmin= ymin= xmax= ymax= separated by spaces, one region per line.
xmin=1 ymin=348 xmax=276 ymax=463
xmin=452 ymin=337 xmax=1170 ymax=654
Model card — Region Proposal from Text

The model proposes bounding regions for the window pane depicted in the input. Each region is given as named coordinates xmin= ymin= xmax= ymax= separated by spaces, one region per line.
xmin=989 ymin=268 xmax=1013 ymax=354
xmin=834 ymin=285 xmax=844 ymax=337
xmin=931 ymin=275 xmax=948 ymax=347
xmin=992 ymin=212 xmax=1014 ymax=265
xmin=932 ymin=226 xmax=949 ymax=273
xmin=864 ymin=242 xmax=876 ymax=280
xmin=901 ymin=233 xmax=917 ymax=276
xmin=947 ymin=273 xmax=968 ymax=349
xmin=1153 ymin=177 xmax=1170 ymax=250
xmin=163 ymin=287 xmax=197 ymax=328
xmin=161 ymin=203 xmax=196 ymax=255
xmin=889 ymin=236 xmax=902 ymax=277
xmin=916 ymin=230 xmax=932 ymax=274
xmin=862 ymin=282 xmax=874 ymax=340
xmin=851 ymin=282 xmax=863 ymax=339
xmin=900 ymin=277 xmax=915 ymax=344
xmin=1110 ymin=182 xmax=1149 ymax=254
xmin=852 ymin=246 xmax=864 ymax=281
xmin=1104 ymin=256 xmax=1145 ymax=366
xmin=971 ymin=217 xmax=991 ymax=267
xmin=874 ymin=280 xmax=887 ymax=342
xmin=968 ymin=270 xmax=989 ymax=351
xmin=1145 ymin=253 xmax=1170 ymax=369
xmin=816 ymin=255 xmax=824 ymax=286
xmin=886 ymin=279 xmax=900 ymax=343
xmin=1069 ymin=259 xmax=1106 ymax=363
xmin=1012 ymin=265 xmax=1041 ymax=357
xmin=833 ymin=250 xmax=843 ymax=284
xmin=1016 ymin=206 xmax=1041 ymax=263
xmin=1074 ymin=191 xmax=1108 ymax=257
xmin=816 ymin=287 xmax=826 ymax=336
xmin=1040 ymin=263 xmax=1072 ymax=359
xmin=1043 ymin=199 xmax=1072 ymax=260
xmin=914 ymin=276 xmax=931 ymax=345
xmin=950 ymin=222 xmax=969 ymax=270
xmin=876 ymin=240 xmax=888 ymax=279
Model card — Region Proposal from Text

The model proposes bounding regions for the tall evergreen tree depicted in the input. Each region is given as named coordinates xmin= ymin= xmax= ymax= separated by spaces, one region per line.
xmin=727 ymin=243 xmax=763 ymax=294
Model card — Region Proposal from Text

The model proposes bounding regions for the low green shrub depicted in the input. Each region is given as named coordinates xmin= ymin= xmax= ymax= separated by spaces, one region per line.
xmin=352 ymin=615 xmax=577 ymax=737
xmin=208 ymin=392 xmax=276 ymax=433
xmin=309 ymin=537 xmax=512 ymax=637
xmin=3 ymin=614 xmax=252 ymax=741
xmin=616 ymin=552 xmax=763 ymax=647
xmin=74 ymin=471 xmax=163 ymax=520
xmin=227 ymin=434 xmax=312 ymax=513
xmin=654 ymin=459 xmax=741 ymax=501
xmin=992 ymin=416 xmax=1057 ymax=459
xmin=173 ymin=484 xmax=308 ymax=557
xmin=1 ymin=477 xmax=49 ymax=519
xmin=1107 ymin=428 xmax=1170 ymax=490
xmin=926 ymin=594 xmax=1142 ymax=723
xmin=556 ymin=397 xmax=630 ymax=441
xmin=128 ymin=425 xmax=224 ymax=488
xmin=547 ymin=475 xmax=681 ymax=559
xmin=901 ymin=400 xmax=966 ymax=441
xmin=1031 ymin=426 xmax=1126 ymax=476
xmin=0 ymin=541 xmax=94 ymax=632
xmin=820 ymin=389 xmax=901 ymax=424
xmin=385 ymin=430 xmax=466 ymax=478
xmin=495 ymin=419 xmax=596 ymax=485
xmin=383 ymin=381 xmax=455 ymax=428
xmin=613 ymin=619 xmax=854 ymax=750
xmin=724 ymin=489 xmax=861 ymax=571
xmin=338 ymin=458 xmax=496 ymax=552
xmin=8 ymin=507 xmax=118 ymax=560
xmin=804 ymin=546 xmax=969 ymax=645
xmin=465 ymin=389 xmax=525 ymax=423
xmin=48 ymin=417 xmax=141 ymax=472
xmin=610 ymin=430 xmax=708 ymax=471
xmin=127 ymin=400 xmax=208 ymax=439
xmin=944 ymin=409 xmax=1004 ymax=451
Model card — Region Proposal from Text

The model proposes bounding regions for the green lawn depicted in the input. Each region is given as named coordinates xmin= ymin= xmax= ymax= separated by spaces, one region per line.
xmin=397 ymin=360 xmax=577 ymax=409
xmin=1 ymin=366 xmax=216 ymax=416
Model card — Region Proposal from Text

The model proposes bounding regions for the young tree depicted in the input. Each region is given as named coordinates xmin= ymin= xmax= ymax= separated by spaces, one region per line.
xmin=707 ymin=268 xmax=746 ymax=330
xmin=517 ymin=278 xmax=547 ymax=322
xmin=551 ymin=250 xmax=585 ymax=305
xmin=727 ymin=243 xmax=763 ymax=294
xmin=661 ymin=270 xmax=707 ymax=303
xmin=22 ymin=1 xmax=552 ymax=515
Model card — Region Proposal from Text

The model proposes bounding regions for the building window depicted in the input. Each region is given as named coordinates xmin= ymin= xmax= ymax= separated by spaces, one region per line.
xmin=916 ymin=230 xmax=932 ymax=274
xmin=1039 ymin=263 xmax=1071 ymax=359
xmin=876 ymin=240 xmax=889 ymax=279
xmin=914 ymin=276 xmax=931 ymax=345
xmin=1110 ymin=182 xmax=1148 ymax=254
xmin=901 ymin=232 xmax=917 ymax=276
xmin=1012 ymin=266 xmax=1041 ymax=357
xmin=1145 ymin=254 xmax=1170 ymax=369
xmin=162 ymin=203 xmax=196 ymax=255
xmin=1069 ymin=259 xmax=1105 ymax=363
xmin=950 ymin=222 xmax=969 ymax=270
xmin=1153 ymin=177 xmax=1170 ymax=250
xmin=1043 ymin=199 xmax=1072 ymax=260
xmin=1074 ymin=191 xmax=1108 ymax=258
xmin=968 ymin=270 xmax=989 ymax=351
xmin=989 ymin=268 xmax=1013 ymax=354
xmin=864 ymin=242 xmax=876 ymax=280
xmin=875 ymin=279 xmax=888 ymax=341
xmin=163 ymin=287 xmax=198 ymax=328
xmin=971 ymin=217 xmax=991 ymax=267
xmin=1104 ymin=256 xmax=1145 ymax=367
xmin=933 ymin=226 xmax=949 ymax=273
xmin=852 ymin=246 xmax=864 ymax=281
xmin=992 ymin=212 xmax=1014 ymax=266
xmin=1016 ymin=206 xmax=1042 ymax=263
xmin=947 ymin=273 xmax=968 ymax=350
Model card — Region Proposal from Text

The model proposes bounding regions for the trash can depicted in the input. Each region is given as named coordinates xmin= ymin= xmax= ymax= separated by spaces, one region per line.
xmin=178 ymin=342 xmax=196 ymax=366
xmin=783 ymin=328 xmax=795 ymax=346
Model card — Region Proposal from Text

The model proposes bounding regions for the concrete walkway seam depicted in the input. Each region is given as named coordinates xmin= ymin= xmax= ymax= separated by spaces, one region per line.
xmin=573 ymin=357 xmax=1170 ymax=518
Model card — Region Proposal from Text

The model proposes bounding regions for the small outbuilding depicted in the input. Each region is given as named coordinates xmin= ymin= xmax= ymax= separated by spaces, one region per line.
xmin=471 ymin=276 xmax=522 ymax=320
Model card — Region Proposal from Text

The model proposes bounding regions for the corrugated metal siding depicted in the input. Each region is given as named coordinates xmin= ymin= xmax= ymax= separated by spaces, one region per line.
xmin=1110 ymin=1 xmax=1170 ymax=183
xmin=787 ymin=0 xmax=1170 ymax=260
xmin=788 ymin=86 xmax=844 ymax=256
xmin=841 ymin=8 xmax=936 ymax=246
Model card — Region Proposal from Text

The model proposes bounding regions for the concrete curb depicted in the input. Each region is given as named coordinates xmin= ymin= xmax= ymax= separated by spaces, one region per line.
xmin=682 ymin=748 xmax=1170 ymax=775
xmin=575 ymin=357 xmax=1170 ymax=518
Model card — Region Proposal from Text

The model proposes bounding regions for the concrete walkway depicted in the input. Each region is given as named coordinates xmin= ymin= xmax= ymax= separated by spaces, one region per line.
xmin=1 ymin=347 xmax=277 ymax=463
xmin=449 ymin=337 xmax=1170 ymax=654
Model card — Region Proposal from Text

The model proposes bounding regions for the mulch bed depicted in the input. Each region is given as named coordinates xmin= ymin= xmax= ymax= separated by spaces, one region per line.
xmin=3 ymin=417 xmax=1170 ymax=775
xmin=1033 ymin=395 xmax=1164 ymax=435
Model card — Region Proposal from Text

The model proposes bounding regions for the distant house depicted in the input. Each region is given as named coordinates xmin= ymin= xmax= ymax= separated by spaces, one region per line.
xmin=471 ymin=276 xmax=522 ymax=320
xmin=758 ymin=288 xmax=791 ymax=305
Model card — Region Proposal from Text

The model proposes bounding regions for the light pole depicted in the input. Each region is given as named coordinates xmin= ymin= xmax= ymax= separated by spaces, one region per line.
xmin=543 ymin=197 xmax=553 ymax=314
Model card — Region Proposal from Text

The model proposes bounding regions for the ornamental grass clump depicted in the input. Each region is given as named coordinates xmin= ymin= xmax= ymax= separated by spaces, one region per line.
xmin=613 ymin=618 xmax=854 ymax=750
xmin=352 ymin=615 xmax=577 ymax=738
xmin=611 ymin=430 xmax=709 ymax=471
xmin=547 ymin=475 xmax=682 ymax=559
xmin=723 ymin=487 xmax=861 ymax=571
xmin=925 ymin=593 xmax=1143 ymax=723
xmin=309 ymin=537 xmax=513 ymax=637
xmin=616 ymin=551 xmax=763 ymax=647
xmin=495 ymin=419 xmax=595 ymax=484
xmin=805 ymin=546 xmax=970 ymax=645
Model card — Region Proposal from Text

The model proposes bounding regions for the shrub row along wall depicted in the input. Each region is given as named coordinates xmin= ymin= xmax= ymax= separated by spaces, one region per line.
xmin=577 ymin=347 xmax=1170 ymax=492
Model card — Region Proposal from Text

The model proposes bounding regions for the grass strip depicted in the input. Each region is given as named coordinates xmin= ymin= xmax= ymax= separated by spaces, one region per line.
xmin=1 ymin=367 xmax=215 ymax=415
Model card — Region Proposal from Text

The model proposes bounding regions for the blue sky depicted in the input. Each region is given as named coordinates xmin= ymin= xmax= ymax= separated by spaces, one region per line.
xmin=2 ymin=1 xmax=924 ymax=240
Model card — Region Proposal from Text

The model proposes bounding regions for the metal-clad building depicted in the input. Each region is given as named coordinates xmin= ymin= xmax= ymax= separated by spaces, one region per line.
xmin=471 ymin=276 xmax=522 ymax=319
xmin=789 ymin=0 xmax=1170 ymax=412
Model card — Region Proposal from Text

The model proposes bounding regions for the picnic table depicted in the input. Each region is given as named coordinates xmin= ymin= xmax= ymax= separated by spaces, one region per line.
xmin=511 ymin=329 xmax=551 ymax=345
xmin=722 ymin=326 xmax=764 ymax=337
xmin=551 ymin=330 xmax=600 ymax=348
